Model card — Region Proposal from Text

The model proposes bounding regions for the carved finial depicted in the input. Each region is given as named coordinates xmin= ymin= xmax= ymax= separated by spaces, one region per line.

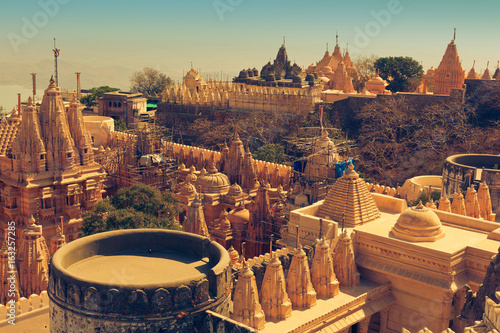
xmin=28 ymin=215 xmax=36 ymax=226
xmin=453 ymin=28 xmax=456 ymax=41
xmin=416 ymin=200 xmax=425 ymax=209
xmin=49 ymin=75 xmax=55 ymax=85
xmin=269 ymin=234 xmax=274 ymax=257
xmin=336 ymin=30 xmax=339 ymax=45
xmin=241 ymin=241 xmax=246 ymax=259
xmin=342 ymin=211 xmax=345 ymax=233
xmin=296 ymin=225 xmax=300 ymax=249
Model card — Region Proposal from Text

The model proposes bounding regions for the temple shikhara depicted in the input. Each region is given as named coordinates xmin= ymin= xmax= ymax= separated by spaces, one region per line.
xmin=1 ymin=31 xmax=500 ymax=333
xmin=0 ymin=78 xmax=106 ymax=241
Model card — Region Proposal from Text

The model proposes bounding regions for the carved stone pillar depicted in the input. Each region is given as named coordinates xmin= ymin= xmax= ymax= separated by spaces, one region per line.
xmin=380 ymin=308 xmax=389 ymax=333
xmin=357 ymin=317 xmax=370 ymax=333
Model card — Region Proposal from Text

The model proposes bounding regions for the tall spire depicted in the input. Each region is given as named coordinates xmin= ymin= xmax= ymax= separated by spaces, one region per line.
xmin=453 ymin=27 xmax=456 ymax=42
xmin=465 ymin=186 xmax=481 ymax=218
xmin=259 ymin=250 xmax=292 ymax=320
xmin=231 ymin=261 xmax=266 ymax=330
xmin=333 ymin=230 xmax=360 ymax=287
xmin=182 ymin=187 xmax=210 ymax=238
xmin=451 ymin=192 xmax=466 ymax=215
xmin=286 ymin=243 xmax=317 ymax=309
xmin=478 ymin=182 xmax=496 ymax=221
xmin=438 ymin=196 xmax=451 ymax=213
xmin=52 ymin=38 xmax=60 ymax=87
xmin=17 ymin=216 xmax=50 ymax=296
xmin=311 ymin=238 xmax=339 ymax=298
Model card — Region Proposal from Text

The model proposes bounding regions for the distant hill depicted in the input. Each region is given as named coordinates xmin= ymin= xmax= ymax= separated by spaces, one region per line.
xmin=0 ymin=59 xmax=134 ymax=91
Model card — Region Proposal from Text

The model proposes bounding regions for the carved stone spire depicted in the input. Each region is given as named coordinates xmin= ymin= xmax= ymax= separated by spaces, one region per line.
xmin=286 ymin=245 xmax=317 ymax=309
xmin=465 ymin=186 xmax=481 ymax=218
xmin=311 ymin=237 xmax=340 ymax=298
xmin=39 ymin=78 xmax=80 ymax=171
xmin=333 ymin=230 xmax=360 ymax=287
xmin=17 ymin=216 xmax=50 ymax=296
xmin=434 ymin=38 xmax=465 ymax=95
xmin=478 ymin=182 xmax=496 ymax=221
xmin=67 ymin=94 xmax=94 ymax=166
xmin=451 ymin=192 xmax=466 ymax=215
xmin=482 ymin=61 xmax=491 ymax=80
xmin=231 ymin=261 xmax=266 ymax=330
xmin=259 ymin=253 xmax=292 ymax=320
xmin=438 ymin=196 xmax=451 ymax=213
xmin=182 ymin=188 xmax=210 ymax=238
xmin=11 ymin=96 xmax=46 ymax=173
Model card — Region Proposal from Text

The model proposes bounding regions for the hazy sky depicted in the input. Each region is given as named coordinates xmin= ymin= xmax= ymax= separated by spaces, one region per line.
xmin=1 ymin=0 xmax=500 ymax=90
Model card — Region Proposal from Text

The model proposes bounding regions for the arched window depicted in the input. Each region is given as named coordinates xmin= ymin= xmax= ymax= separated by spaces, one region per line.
xmin=109 ymin=101 xmax=112 ymax=107
xmin=113 ymin=102 xmax=117 ymax=107
xmin=118 ymin=102 xmax=121 ymax=108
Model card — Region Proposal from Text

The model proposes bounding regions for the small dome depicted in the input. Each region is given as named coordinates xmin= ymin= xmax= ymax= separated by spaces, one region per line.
xmin=427 ymin=66 xmax=435 ymax=75
xmin=292 ymin=75 xmax=302 ymax=83
xmin=196 ymin=166 xmax=230 ymax=194
xmin=227 ymin=183 xmax=243 ymax=197
xmin=186 ymin=170 xmax=197 ymax=183
xmin=239 ymin=69 xmax=248 ymax=79
xmin=228 ymin=246 xmax=240 ymax=265
xmin=247 ymin=69 xmax=254 ymax=77
xmin=220 ymin=216 xmax=231 ymax=231
xmin=305 ymin=73 xmax=315 ymax=82
xmin=180 ymin=183 xmax=196 ymax=197
xmin=252 ymin=68 xmax=259 ymax=76
xmin=391 ymin=201 xmax=445 ymax=242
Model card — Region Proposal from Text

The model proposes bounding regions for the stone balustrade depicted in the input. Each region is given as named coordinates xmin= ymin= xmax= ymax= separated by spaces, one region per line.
xmin=0 ymin=291 xmax=49 ymax=326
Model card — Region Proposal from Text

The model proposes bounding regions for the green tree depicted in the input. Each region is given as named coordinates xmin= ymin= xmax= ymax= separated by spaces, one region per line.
xmin=80 ymin=86 xmax=120 ymax=107
xmin=80 ymin=184 xmax=180 ymax=237
xmin=374 ymin=56 xmax=422 ymax=93
xmin=114 ymin=118 xmax=128 ymax=132
xmin=254 ymin=144 xmax=288 ymax=164
xmin=353 ymin=54 xmax=378 ymax=91
xmin=130 ymin=67 xmax=173 ymax=96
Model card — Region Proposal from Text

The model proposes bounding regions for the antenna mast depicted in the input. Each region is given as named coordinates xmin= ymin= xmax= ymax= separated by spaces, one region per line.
xmin=53 ymin=38 xmax=60 ymax=86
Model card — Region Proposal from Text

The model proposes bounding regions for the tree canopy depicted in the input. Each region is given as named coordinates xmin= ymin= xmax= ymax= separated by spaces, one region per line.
xmin=254 ymin=144 xmax=288 ymax=164
xmin=130 ymin=67 xmax=173 ymax=96
xmin=353 ymin=54 xmax=378 ymax=92
xmin=374 ymin=56 xmax=422 ymax=93
xmin=80 ymin=183 xmax=180 ymax=237
xmin=80 ymin=86 xmax=120 ymax=108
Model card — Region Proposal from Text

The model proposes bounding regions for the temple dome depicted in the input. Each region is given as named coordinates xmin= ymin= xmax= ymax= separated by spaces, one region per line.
xmin=227 ymin=183 xmax=243 ymax=197
xmin=391 ymin=201 xmax=445 ymax=242
xmin=196 ymin=165 xmax=230 ymax=194
xmin=180 ymin=182 xmax=197 ymax=197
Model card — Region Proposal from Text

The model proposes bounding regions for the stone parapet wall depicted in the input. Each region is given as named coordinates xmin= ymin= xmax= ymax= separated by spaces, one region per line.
xmin=0 ymin=291 xmax=49 ymax=327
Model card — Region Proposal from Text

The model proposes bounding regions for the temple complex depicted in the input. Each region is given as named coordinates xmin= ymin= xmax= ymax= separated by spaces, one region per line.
xmin=0 ymin=78 xmax=106 ymax=242
xmin=276 ymin=159 xmax=500 ymax=333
